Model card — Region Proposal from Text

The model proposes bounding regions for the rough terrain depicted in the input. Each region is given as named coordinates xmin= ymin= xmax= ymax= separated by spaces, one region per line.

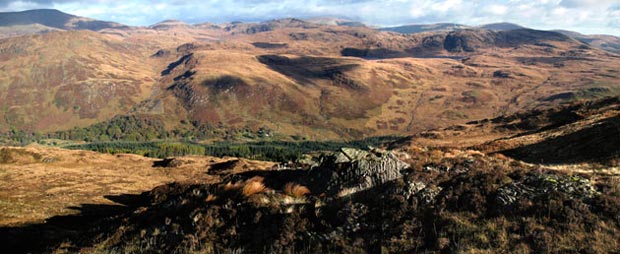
xmin=0 ymin=146 xmax=275 ymax=226
xmin=1 ymin=98 xmax=620 ymax=253
xmin=1 ymin=10 xmax=620 ymax=140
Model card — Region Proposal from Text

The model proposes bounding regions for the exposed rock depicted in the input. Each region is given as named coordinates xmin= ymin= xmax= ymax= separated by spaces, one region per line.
xmin=496 ymin=182 xmax=535 ymax=206
xmin=308 ymin=148 xmax=410 ymax=197
xmin=295 ymin=154 xmax=321 ymax=168
xmin=496 ymin=174 xmax=598 ymax=206
xmin=404 ymin=180 xmax=427 ymax=200
xmin=493 ymin=70 xmax=511 ymax=78
xmin=152 ymin=158 xmax=184 ymax=168
xmin=419 ymin=185 xmax=443 ymax=204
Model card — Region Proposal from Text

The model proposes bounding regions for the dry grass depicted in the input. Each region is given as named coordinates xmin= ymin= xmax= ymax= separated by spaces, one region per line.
xmin=241 ymin=179 xmax=266 ymax=197
xmin=283 ymin=182 xmax=310 ymax=197
xmin=0 ymin=146 xmax=226 ymax=226
xmin=204 ymin=194 xmax=218 ymax=203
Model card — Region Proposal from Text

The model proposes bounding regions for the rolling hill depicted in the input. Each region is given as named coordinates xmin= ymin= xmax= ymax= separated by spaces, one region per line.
xmin=125 ymin=24 xmax=620 ymax=140
xmin=479 ymin=22 xmax=525 ymax=31
xmin=555 ymin=30 xmax=620 ymax=54
xmin=0 ymin=9 xmax=126 ymax=38
xmin=0 ymin=30 xmax=162 ymax=132
xmin=0 ymin=10 xmax=619 ymax=142
xmin=380 ymin=22 xmax=470 ymax=34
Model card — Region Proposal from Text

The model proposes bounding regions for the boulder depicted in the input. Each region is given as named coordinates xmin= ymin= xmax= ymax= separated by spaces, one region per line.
xmin=308 ymin=148 xmax=410 ymax=197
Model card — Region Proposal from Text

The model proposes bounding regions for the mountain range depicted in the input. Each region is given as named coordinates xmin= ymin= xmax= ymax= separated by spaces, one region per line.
xmin=1 ymin=9 xmax=619 ymax=142
xmin=1 ymin=9 xmax=620 ymax=254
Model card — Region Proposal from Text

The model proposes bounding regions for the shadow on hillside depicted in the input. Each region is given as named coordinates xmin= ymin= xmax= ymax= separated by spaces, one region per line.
xmin=257 ymin=55 xmax=360 ymax=85
xmin=161 ymin=53 xmax=193 ymax=76
xmin=0 ymin=193 xmax=150 ymax=254
xmin=499 ymin=116 xmax=620 ymax=164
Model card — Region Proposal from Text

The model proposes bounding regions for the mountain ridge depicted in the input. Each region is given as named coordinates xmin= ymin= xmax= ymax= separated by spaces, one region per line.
xmin=0 ymin=9 xmax=619 ymax=142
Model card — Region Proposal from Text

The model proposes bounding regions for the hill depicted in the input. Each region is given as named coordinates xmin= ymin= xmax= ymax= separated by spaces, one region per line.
xmin=149 ymin=19 xmax=191 ymax=30
xmin=0 ymin=10 xmax=619 ymax=142
xmin=380 ymin=22 xmax=470 ymax=34
xmin=391 ymin=97 xmax=620 ymax=168
xmin=479 ymin=22 xmax=525 ymax=31
xmin=1 ymin=16 xmax=619 ymax=142
xmin=124 ymin=26 xmax=620 ymax=140
xmin=555 ymin=30 xmax=620 ymax=54
xmin=0 ymin=31 xmax=162 ymax=132
xmin=1 ymin=98 xmax=620 ymax=252
xmin=305 ymin=17 xmax=366 ymax=27
xmin=0 ymin=9 xmax=126 ymax=31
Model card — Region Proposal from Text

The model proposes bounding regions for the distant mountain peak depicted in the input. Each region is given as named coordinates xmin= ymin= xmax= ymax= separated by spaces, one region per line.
xmin=479 ymin=22 xmax=525 ymax=31
xmin=149 ymin=19 xmax=190 ymax=30
xmin=380 ymin=23 xmax=470 ymax=34
xmin=0 ymin=8 xmax=125 ymax=31
xmin=305 ymin=16 xmax=366 ymax=27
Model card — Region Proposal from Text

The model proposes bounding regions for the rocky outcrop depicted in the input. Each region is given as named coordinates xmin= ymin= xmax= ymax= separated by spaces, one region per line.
xmin=496 ymin=174 xmax=598 ymax=206
xmin=308 ymin=148 xmax=410 ymax=197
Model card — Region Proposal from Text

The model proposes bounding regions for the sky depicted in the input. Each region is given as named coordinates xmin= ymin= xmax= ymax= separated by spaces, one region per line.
xmin=0 ymin=0 xmax=619 ymax=35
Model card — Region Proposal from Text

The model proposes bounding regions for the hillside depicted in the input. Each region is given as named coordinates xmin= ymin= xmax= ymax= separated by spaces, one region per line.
xmin=555 ymin=30 xmax=620 ymax=54
xmin=0 ymin=16 xmax=619 ymax=141
xmin=380 ymin=23 xmax=470 ymax=34
xmin=1 ymin=7 xmax=620 ymax=254
xmin=1 ymin=98 xmax=620 ymax=252
xmin=0 ymin=9 xmax=125 ymax=33
xmin=479 ymin=22 xmax=525 ymax=31
xmin=391 ymin=97 xmax=620 ymax=169
xmin=126 ymin=25 xmax=620 ymax=140
xmin=0 ymin=31 xmax=162 ymax=132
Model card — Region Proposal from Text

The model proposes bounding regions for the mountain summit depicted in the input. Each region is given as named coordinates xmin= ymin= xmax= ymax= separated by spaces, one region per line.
xmin=0 ymin=9 xmax=126 ymax=31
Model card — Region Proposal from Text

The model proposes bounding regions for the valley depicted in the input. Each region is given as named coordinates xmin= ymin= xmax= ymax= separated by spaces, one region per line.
xmin=0 ymin=8 xmax=619 ymax=254
xmin=1 ymin=10 xmax=619 ymax=142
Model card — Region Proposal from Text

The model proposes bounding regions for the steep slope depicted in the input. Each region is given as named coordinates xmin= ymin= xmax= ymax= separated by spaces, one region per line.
xmin=391 ymin=97 xmax=620 ymax=167
xmin=441 ymin=29 xmax=575 ymax=53
xmin=486 ymin=98 xmax=620 ymax=165
xmin=0 ymin=31 xmax=162 ymax=132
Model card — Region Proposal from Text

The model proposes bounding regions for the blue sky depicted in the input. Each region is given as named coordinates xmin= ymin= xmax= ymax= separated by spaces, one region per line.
xmin=0 ymin=0 xmax=619 ymax=35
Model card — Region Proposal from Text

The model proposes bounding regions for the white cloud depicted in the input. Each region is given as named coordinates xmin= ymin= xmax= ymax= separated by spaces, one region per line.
xmin=486 ymin=4 xmax=508 ymax=15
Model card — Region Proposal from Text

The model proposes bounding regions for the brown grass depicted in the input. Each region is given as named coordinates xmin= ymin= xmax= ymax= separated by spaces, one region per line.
xmin=0 ymin=146 xmax=222 ymax=226
xmin=242 ymin=181 xmax=266 ymax=197
xmin=283 ymin=182 xmax=311 ymax=197
xmin=205 ymin=194 xmax=218 ymax=202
